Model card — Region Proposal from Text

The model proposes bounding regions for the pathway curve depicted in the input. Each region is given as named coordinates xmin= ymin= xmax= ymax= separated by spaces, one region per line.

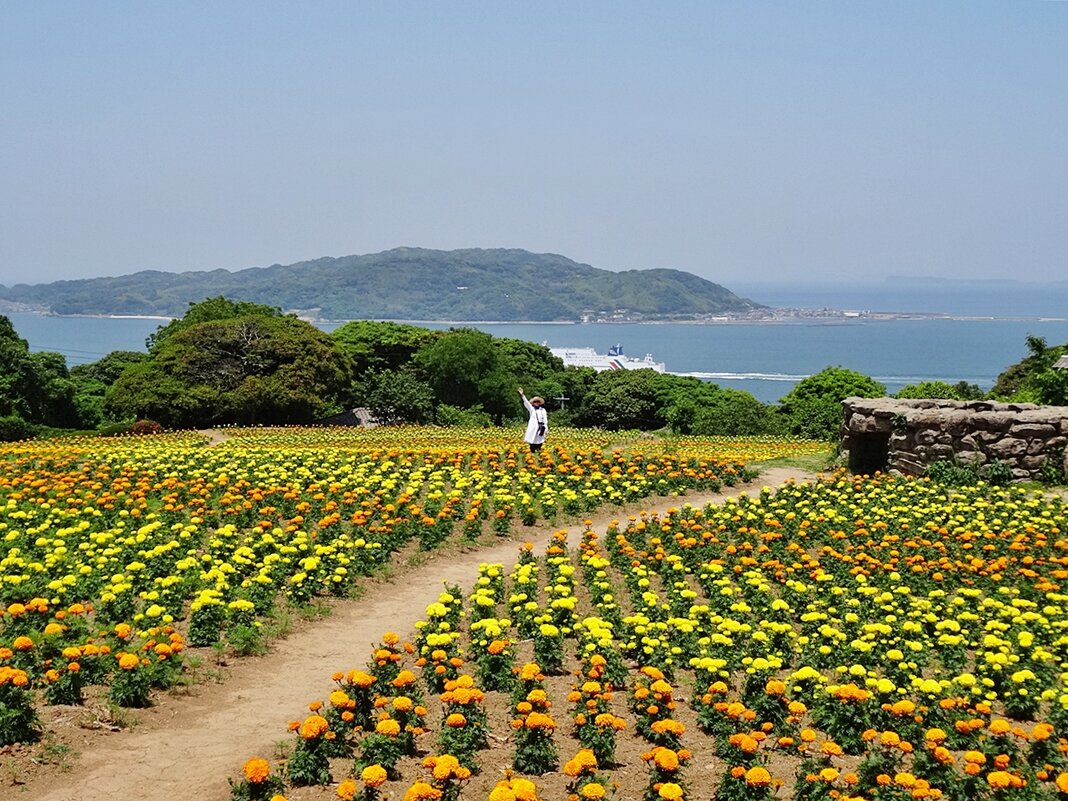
xmin=22 ymin=466 xmax=818 ymax=801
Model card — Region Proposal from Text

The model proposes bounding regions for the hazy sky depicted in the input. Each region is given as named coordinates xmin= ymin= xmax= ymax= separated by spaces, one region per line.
xmin=2 ymin=2 xmax=1065 ymax=288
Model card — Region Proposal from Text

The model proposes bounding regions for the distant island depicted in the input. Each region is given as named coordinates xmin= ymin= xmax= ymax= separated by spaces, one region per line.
xmin=0 ymin=247 xmax=768 ymax=323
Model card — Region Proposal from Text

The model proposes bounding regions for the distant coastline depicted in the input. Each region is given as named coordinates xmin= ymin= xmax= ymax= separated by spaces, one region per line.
xmin=6 ymin=306 xmax=1067 ymax=326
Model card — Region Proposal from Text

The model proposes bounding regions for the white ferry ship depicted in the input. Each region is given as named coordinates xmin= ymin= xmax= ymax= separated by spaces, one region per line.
xmin=548 ymin=344 xmax=665 ymax=373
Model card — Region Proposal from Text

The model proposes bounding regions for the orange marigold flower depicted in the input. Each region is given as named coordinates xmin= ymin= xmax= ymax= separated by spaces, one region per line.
xmin=300 ymin=714 xmax=330 ymax=739
xmin=243 ymin=758 xmax=271 ymax=783
xmin=336 ymin=778 xmax=358 ymax=800
xmin=393 ymin=670 xmax=417 ymax=687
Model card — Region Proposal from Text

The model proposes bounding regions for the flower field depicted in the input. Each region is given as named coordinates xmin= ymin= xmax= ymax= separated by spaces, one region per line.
xmin=221 ymin=469 xmax=1068 ymax=801
xmin=0 ymin=426 xmax=825 ymax=752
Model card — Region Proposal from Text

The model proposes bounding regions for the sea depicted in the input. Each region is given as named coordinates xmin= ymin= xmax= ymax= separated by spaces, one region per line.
xmin=8 ymin=280 xmax=1068 ymax=404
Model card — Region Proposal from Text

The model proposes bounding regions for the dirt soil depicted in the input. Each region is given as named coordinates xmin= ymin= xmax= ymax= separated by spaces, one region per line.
xmin=12 ymin=466 xmax=818 ymax=801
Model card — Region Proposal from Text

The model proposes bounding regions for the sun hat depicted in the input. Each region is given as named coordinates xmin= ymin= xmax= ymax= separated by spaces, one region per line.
xmin=531 ymin=396 xmax=544 ymax=405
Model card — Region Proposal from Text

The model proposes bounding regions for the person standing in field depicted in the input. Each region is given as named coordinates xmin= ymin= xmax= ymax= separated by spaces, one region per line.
xmin=518 ymin=387 xmax=548 ymax=453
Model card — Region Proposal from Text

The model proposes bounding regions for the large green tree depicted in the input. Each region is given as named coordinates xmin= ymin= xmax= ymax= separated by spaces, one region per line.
xmin=414 ymin=328 xmax=515 ymax=423
xmin=0 ymin=316 xmax=81 ymax=431
xmin=574 ymin=369 xmax=669 ymax=431
xmin=778 ymin=366 xmax=885 ymax=439
xmin=146 ymin=297 xmax=284 ymax=350
xmin=331 ymin=320 xmax=442 ymax=378
xmin=69 ymin=350 xmax=149 ymax=427
xmin=107 ymin=315 xmax=348 ymax=427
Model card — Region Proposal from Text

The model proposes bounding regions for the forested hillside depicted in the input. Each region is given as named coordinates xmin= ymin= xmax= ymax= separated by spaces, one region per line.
xmin=0 ymin=248 xmax=764 ymax=321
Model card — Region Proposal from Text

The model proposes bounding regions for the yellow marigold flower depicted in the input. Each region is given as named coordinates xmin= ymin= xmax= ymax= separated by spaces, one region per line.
xmin=510 ymin=777 xmax=538 ymax=801
xmin=382 ymin=632 xmax=399 ymax=645
xmin=361 ymin=764 xmax=388 ymax=787
xmin=986 ymin=771 xmax=1013 ymax=789
xmin=118 ymin=652 xmax=139 ymax=670
xmin=581 ymin=783 xmax=607 ymax=799
xmin=1056 ymin=773 xmax=1068 ymax=793
xmin=894 ymin=772 xmax=917 ymax=789
xmin=525 ymin=711 xmax=556 ymax=730
xmin=403 ymin=780 xmax=443 ymax=800
xmin=658 ymin=782 xmax=684 ymax=800
xmin=989 ymin=719 xmax=1011 ymax=735
xmin=376 ymin=718 xmax=402 ymax=737
xmin=243 ymin=758 xmax=271 ymax=783
xmin=651 ymin=719 xmax=685 ymax=736
xmin=819 ymin=768 xmax=839 ymax=782
xmin=348 ymin=670 xmax=376 ymax=688
xmin=653 ymin=748 xmax=680 ymax=771
xmin=12 ymin=636 xmax=34 ymax=652
xmin=745 ymin=766 xmax=772 ymax=787
xmin=446 ymin=713 xmax=467 ymax=728
xmin=393 ymin=696 xmax=414 ymax=712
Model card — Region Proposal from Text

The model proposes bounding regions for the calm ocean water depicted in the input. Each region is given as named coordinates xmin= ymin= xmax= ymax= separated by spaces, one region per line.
xmin=8 ymin=281 xmax=1068 ymax=403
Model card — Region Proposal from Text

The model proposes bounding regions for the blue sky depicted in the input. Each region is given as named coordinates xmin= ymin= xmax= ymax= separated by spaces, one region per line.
xmin=2 ymin=2 xmax=1065 ymax=287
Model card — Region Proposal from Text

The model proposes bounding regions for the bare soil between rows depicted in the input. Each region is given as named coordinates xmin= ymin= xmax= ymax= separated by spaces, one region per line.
xmin=11 ymin=466 xmax=817 ymax=801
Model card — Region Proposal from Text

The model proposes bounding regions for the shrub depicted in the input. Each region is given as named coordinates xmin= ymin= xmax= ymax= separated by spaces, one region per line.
xmin=129 ymin=419 xmax=165 ymax=435
xmin=779 ymin=367 xmax=885 ymax=440
xmin=0 ymin=414 xmax=34 ymax=442
xmin=926 ymin=457 xmax=1014 ymax=487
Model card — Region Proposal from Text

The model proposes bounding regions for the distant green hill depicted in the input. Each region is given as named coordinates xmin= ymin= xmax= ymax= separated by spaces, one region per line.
xmin=0 ymin=247 xmax=766 ymax=321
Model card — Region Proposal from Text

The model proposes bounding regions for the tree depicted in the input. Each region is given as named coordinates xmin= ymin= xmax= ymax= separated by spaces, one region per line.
xmin=0 ymin=315 xmax=39 ymax=421
xmin=414 ymin=329 xmax=515 ymax=423
xmin=574 ymin=369 xmax=668 ymax=431
xmin=691 ymin=388 xmax=782 ymax=436
xmin=361 ymin=369 xmax=436 ymax=425
xmin=0 ymin=315 xmax=81 ymax=430
xmin=107 ymin=315 xmax=348 ymax=427
xmin=331 ymin=321 xmax=441 ymax=378
xmin=990 ymin=336 xmax=1067 ymax=401
xmin=146 ymin=297 xmax=284 ymax=351
xmin=778 ymin=366 xmax=885 ymax=440
xmin=70 ymin=351 xmax=149 ymax=426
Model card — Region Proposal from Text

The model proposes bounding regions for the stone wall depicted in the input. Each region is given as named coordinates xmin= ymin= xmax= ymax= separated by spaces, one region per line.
xmin=841 ymin=397 xmax=1068 ymax=481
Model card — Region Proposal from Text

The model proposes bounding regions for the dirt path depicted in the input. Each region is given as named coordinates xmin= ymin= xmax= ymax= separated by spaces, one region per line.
xmin=19 ymin=466 xmax=817 ymax=801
